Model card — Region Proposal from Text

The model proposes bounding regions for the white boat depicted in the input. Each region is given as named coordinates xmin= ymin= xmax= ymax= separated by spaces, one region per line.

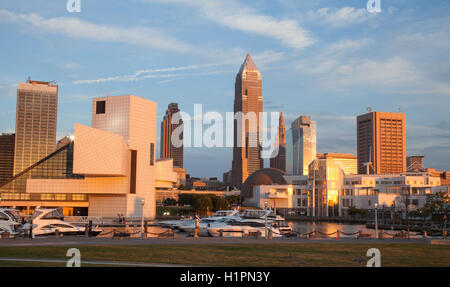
xmin=180 ymin=216 xmax=242 ymax=236
xmin=177 ymin=209 xmax=241 ymax=234
xmin=158 ymin=217 xmax=194 ymax=229
xmin=0 ymin=208 xmax=22 ymax=236
xmin=158 ymin=209 xmax=240 ymax=231
xmin=22 ymin=207 xmax=102 ymax=237
xmin=207 ymin=220 xmax=283 ymax=238
xmin=207 ymin=208 xmax=291 ymax=237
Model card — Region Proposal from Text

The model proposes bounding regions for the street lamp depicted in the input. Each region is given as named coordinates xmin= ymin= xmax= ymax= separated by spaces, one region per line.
xmin=374 ymin=203 xmax=378 ymax=239
xmin=141 ymin=199 xmax=145 ymax=240
xmin=264 ymin=200 xmax=268 ymax=240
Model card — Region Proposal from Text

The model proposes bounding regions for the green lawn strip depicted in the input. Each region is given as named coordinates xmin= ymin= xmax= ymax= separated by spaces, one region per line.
xmin=0 ymin=243 xmax=448 ymax=267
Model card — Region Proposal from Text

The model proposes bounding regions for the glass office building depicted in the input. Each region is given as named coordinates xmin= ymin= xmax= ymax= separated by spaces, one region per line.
xmin=291 ymin=115 xmax=316 ymax=176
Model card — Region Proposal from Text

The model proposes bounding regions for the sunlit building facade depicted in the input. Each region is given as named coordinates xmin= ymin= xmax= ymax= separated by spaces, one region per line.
xmin=357 ymin=111 xmax=406 ymax=174
xmin=317 ymin=153 xmax=358 ymax=175
xmin=0 ymin=95 xmax=165 ymax=218
xmin=291 ymin=115 xmax=316 ymax=176
xmin=14 ymin=80 xmax=58 ymax=175
xmin=340 ymin=172 xmax=442 ymax=216
xmin=308 ymin=159 xmax=344 ymax=217
xmin=0 ymin=141 xmax=88 ymax=215
xmin=232 ymin=53 xmax=264 ymax=186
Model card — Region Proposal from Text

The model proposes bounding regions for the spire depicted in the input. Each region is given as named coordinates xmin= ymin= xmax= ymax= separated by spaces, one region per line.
xmin=279 ymin=111 xmax=284 ymax=125
xmin=239 ymin=53 xmax=258 ymax=72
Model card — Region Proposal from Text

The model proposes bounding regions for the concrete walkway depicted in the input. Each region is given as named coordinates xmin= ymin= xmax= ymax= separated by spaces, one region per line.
xmin=0 ymin=236 xmax=435 ymax=247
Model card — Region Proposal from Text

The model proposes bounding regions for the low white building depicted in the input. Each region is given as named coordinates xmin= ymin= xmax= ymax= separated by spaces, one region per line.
xmin=243 ymin=168 xmax=448 ymax=217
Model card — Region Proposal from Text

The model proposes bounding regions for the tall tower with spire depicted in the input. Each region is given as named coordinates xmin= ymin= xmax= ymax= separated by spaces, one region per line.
xmin=232 ymin=53 xmax=263 ymax=186
xmin=270 ymin=112 xmax=286 ymax=171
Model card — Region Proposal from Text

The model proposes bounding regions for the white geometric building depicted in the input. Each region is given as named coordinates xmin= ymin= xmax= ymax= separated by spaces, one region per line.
xmin=26 ymin=95 xmax=175 ymax=218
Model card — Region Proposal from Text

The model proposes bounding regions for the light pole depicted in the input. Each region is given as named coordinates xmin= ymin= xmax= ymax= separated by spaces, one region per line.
xmin=141 ymin=199 xmax=145 ymax=240
xmin=264 ymin=200 xmax=268 ymax=240
xmin=374 ymin=203 xmax=378 ymax=239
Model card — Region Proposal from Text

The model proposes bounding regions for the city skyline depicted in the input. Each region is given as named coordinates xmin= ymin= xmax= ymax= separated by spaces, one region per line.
xmin=0 ymin=0 xmax=449 ymax=178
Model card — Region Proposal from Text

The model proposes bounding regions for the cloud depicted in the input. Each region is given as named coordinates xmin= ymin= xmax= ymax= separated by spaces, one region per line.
xmin=0 ymin=9 xmax=194 ymax=53
xmin=146 ymin=0 xmax=314 ymax=49
xmin=306 ymin=7 xmax=374 ymax=27
xmin=73 ymin=50 xmax=285 ymax=84
xmin=324 ymin=38 xmax=372 ymax=54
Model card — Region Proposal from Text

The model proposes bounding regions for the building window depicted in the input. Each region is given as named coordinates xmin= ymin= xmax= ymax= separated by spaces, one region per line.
xmin=150 ymin=143 xmax=154 ymax=166
xmin=130 ymin=150 xmax=137 ymax=194
xmin=96 ymin=101 xmax=106 ymax=114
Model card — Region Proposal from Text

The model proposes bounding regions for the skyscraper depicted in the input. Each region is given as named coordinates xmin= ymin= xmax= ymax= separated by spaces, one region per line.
xmin=357 ymin=111 xmax=406 ymax=174
xmin=232 ymin=53 xmax=263 ymax=186
xmin=285 ymin=128 xmax=294 ymax=174
xmin=160 ymin=103 xmax=183 ymax=168
xmin=14 ymin=80 xmax=58 ymax=175
xmin=0 ymin=133 xmax=15 ymax=185
xmin=270 ymin=112 xmax=286 ymax=171
xmin=291 ymin=115 xmax=316 ymax=176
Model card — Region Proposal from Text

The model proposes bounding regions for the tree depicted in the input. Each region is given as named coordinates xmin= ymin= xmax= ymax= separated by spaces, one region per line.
xmin=419 ymin=191 xmax=450 ymax=220
xmin=194 ymin=196 xmax=213 ymax=215
xmin=163 ymin=198 xmax=177 ymax=206
xmin=178 ymin=194 xmax=197 ymax=207
xmin=226 ymin=195 xmax=241 ymax=205
xmin=347 ymin=206 xmax=367 ymax=217
xmin=214 ymin=197 xmax=230 ymax=210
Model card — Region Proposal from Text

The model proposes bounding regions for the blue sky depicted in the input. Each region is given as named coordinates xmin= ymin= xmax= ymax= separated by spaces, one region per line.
xmin=0 ymin=0 xmax=449 ymax=178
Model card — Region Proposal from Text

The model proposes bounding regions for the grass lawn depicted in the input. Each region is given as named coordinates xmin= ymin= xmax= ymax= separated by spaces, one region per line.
xmin=0 ymin=243 xmax=449 ymax=267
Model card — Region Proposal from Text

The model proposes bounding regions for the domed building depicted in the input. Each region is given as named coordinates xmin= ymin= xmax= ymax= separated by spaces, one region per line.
xmin=240 ymin=168 xmax=310 ymax=215
xmin=241 ymin=168 xmax=288 ymax=199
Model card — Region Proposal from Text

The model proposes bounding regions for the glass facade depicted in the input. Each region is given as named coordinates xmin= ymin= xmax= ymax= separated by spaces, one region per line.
xmin=285 ymin=128 xmax=293 ymax=174
xmin=0 ymin=142 xmax=86 ymax=202
xmin=309 ymin=159 xmax=343 ymax=217
xmin=0 ymin=133 xmax=15 ymax=185
xmin=14 ymin=81 xmax=58 ymax=176
xmin=291 ymin=116 xmax=316 ymax=176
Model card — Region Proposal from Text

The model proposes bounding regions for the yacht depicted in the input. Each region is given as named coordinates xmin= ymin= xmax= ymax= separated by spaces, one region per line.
xmin=207 ymin=208 xmax=291 ymax=237
xmin=207 ymin=220 xmax=283 ymax=238
xmin=158 ymin=216 xmax=194 ymax=229
xmin=177 ymin=209 xmax=241 ymax=234
xmin=158 ymin=209 xmax=240 ymax=231
xmin=0 ymin=208 xmax=22 ymax=236
xmin=22 ymin=207 xmax=102 ymax=236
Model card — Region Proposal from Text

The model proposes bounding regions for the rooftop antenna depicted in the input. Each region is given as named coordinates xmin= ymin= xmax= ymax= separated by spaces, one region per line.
xmin=366 ymin=107 xmax=372 ymax=113
xmin=398 ymin=105 xmax=402 ymax=112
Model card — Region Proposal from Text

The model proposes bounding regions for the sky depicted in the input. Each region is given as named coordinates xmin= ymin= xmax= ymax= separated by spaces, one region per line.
xmin=0 ymin=0 xmax=449 ymax=178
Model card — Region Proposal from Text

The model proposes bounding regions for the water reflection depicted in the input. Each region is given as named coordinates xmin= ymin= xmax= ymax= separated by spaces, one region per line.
xmin=288 ymin=221 xmax=372 ymax=237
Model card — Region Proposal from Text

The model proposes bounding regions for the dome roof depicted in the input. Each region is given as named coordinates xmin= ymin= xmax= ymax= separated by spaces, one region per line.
xmin=241 ymin=168 xmax=287 ymax=199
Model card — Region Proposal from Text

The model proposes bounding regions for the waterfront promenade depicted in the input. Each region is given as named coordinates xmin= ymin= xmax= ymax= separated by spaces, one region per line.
xmin=0 ymin=236 xmax=449 ymax=267
xmin=0 ymin=235 xmax=443 ymax=247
